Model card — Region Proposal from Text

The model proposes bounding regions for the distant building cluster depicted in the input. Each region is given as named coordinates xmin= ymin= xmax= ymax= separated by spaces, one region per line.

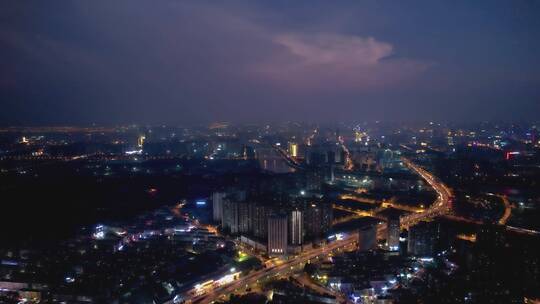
xmin=1 ymin=121 xmax=540 ymax=303
xmin=213 ymin=189 xmax=333 ymax=256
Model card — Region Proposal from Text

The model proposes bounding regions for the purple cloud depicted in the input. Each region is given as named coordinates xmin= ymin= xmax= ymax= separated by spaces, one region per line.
xmin=254 ymin=32 xmax=430 ymax=90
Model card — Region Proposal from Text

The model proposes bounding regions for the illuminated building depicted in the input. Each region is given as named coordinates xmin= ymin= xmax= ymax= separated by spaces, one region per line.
xmin=238 ymin=201 xmax=250 ymax=234
xmin=221 ymin=190 xmax=248 ymax=234
xmin=222 ymin=199 xmax=249 ymax=234
xmin=93 ymin=224 xmax=106 ymax=240
xmin=288 ymin=142 xmax=298 ymax=157
xmin=505 ymin=151 xmax=520 ymax=160
xmin=215 ymin=272 xmax=241 ymax=287
xmin=18 ymin=289 xmax=41 ymax=302
xmin=289 ymin=210 xmax=303 ymax=245
xmin=268 ymin=215 xmax=288 ymax=256
xmin=222 ymin=199 xmax=239 ymax=234
xmin=354 ymin=129 xmax=367 ymax=143
xmin=386 ymin=215 xmax=400 ymax=251
xmin=212 ymin=192 xmax=225 ymax=222
xmin=447 ymin=136 xmax=455 ymax=146
xmin=355 ymin=131 xmax=362 ymax=143
xmin=137 ymin=134 xmax=146 ymax=148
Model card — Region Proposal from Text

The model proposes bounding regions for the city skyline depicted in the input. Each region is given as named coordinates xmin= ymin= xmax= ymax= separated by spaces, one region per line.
xmin=0 ymin=120 xmax=539 ymax=303
xmin=1 ymin=2 xmax=540 ymax=303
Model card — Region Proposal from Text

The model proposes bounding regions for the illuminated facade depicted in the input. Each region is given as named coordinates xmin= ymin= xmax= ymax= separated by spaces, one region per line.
xmin=137 ymin=134 xmax=146 ymax=148
xmin=288 ymin=142 xmax=298 ymax=157
xmin=289 ymin=210 xmax=303 ymax=245
xmin=222 ymin=199 xmax=249 ymax=234
xmin=355 ymin=131 xmax=362 ymax=143
xmin=222 ymin=199 xmax=239 ymax=234
xmin=387 ymin=215 xmax=400 ymax=251
xmin=212 ymin=192 xmax=225 ymax=222
xmin=268 ymin=215 xmax=288 ymax=256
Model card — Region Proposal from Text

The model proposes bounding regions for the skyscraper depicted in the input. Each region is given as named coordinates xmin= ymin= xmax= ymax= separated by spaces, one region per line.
xmin=268 ymin=215 xmax=288 ymax=256
xmin=289 ymin=210 xmax=303 ymax=245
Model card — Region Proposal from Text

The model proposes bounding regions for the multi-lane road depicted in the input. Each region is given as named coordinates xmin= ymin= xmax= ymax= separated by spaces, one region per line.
xmin=401 ymin=159 xmax=539 ymax=236
xmin=180 ymin=234 xmax=359 ymax=304
xmin=400 ymin=157 xmax=453 ymax=228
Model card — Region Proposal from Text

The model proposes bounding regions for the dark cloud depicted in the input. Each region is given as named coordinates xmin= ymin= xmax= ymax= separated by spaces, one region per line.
xmin=1 ymin=1 xmax=539 ymax=125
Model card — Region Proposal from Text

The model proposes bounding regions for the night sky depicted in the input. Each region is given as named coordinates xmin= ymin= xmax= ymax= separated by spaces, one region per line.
xmin=1 ymin=1 xmax=539 ymax=125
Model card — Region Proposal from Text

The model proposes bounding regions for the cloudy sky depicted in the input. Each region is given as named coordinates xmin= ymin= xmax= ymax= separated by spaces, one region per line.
xmin=1 ymin=1 xmax=539 ymax=125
